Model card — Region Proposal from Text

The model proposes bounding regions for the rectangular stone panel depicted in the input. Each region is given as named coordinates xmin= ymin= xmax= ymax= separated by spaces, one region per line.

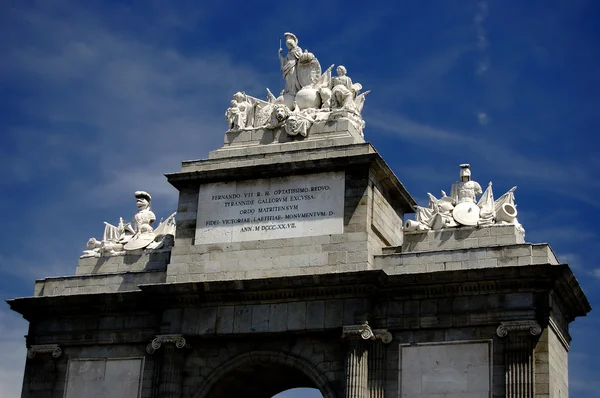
xmin=65 ymin=358 xmax=143 ymax=398
xmin=399 ymin=341 xmax=491 ymax=397
xmin=196 ymin=171 xmax=345 ymax=244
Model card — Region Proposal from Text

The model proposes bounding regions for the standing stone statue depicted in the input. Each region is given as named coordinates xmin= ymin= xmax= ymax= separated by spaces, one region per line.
xmin=450 ymin=164 xmax=483 ymax=226
xmin=123 ymin=191 xmax=156 ymax=250
xmin=278 ymin=32 xmax=321 ymax=108
xmin=404 ymin=163 xmax=522 ymax=232
xmin=81 ymin=191 xmax=176 ymax=257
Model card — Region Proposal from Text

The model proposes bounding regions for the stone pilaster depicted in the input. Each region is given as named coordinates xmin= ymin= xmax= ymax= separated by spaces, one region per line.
xmin=146 ymin=334 xmax=187 ymax=398
xmin=497 ymin=321 xmax=541 ymax=397
xmin=367 ymin=340 xmax=386 ymax=398
xmin=26 ymin=344 xmax=62 ymax=398
xmin=342 ymin=322 xmax=392 ymax=398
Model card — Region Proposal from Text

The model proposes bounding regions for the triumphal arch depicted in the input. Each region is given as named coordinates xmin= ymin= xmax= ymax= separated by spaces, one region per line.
xmin=9 ymin=33 xmax=590 ymax=397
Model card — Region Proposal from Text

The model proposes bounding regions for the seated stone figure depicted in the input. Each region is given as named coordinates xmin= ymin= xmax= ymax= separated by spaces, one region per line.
xmin=225 ymin=92 xmax=251 ymax=131
xmin=331 ymin=66 xmax=363 ymax=113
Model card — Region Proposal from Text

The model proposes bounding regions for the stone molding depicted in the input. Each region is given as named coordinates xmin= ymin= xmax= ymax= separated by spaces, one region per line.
xmin=549 ymin=318 xmax=571 ymax=351
xmin=146 ymin=334 xmax=187 ymax=354
xmin=342 ymin=322 xmax=392 ymax=344
xmin=496 ymin=320 xmax=542 ymax=337
xmin=27 ymin=344 xmax=62 ymax=359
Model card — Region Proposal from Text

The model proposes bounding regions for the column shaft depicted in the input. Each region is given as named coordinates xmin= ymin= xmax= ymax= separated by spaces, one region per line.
xmin=158 ymin=344 xmax=184 ymax=398
xmin=345 ymin=339 xmax=369 ymax=398
xmin=505 ymin=335 xmax=534 ymax=397
xmin=368 ymin=342 xmax=385 ymax=398
xmin=29 ymin=359 xmax=56 ymax=398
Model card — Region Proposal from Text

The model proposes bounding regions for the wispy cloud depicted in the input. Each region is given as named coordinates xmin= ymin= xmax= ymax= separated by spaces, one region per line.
xmin=477 ymin=112 xmax=490 ymax=125
xmin=0 ymin=2 xmax=270 ymax=283
xmin=370 ymin=112 xmax=600 ymax=206
xmin=474 ymin=0 xmax=490 ymax=76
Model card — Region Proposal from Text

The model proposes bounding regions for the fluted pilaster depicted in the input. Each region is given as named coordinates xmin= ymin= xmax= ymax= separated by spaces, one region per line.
xmin=345 ymin=338 xmax=369 ymax=398
xmin=497 ymin=321 xmax=541 ymax=397
xmin=367 ymin=340 xmax=386 ymax=398
xmin=26 ymin=345 xmax=62 ymax=398
xmin=342 ymin=322 xmax=392 ymax=398
xmin=146 ymin=334 xmax=187 ymax=398
xmin=158 ymin=344 xmax=184 ymax=398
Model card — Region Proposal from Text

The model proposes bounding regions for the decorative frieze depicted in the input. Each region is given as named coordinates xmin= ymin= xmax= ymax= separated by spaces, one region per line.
xmin=27 ymin=344 xmax=62 ymax=359
xmin=341 ymin=322 xmax=392 ymax=344
xmin=496 ymin=320 xmax=541 ymax=337
xmin=146 ymin=334 xmax=187 ymax=354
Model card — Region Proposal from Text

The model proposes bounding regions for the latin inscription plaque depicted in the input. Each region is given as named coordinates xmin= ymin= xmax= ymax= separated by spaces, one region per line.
xmin=196 ymin=171 xmax=345 ymax=244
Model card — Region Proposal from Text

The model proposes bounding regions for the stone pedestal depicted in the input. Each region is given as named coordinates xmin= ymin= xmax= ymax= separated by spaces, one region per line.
xmin=166 ymin=142 xmax=415 ymax=283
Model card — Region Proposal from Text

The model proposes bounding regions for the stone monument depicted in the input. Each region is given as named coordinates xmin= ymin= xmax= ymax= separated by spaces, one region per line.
xmin=8 ymin=33 xmax=590 ymax=398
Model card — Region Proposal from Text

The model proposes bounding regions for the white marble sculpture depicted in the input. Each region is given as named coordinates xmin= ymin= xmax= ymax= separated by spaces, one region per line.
xmin=81 ymin=191 xmax=176 ymax=258
xmin=225 ymin=92 xmax=251 ymax=132
xmin=331 ymin=66 xmax=369 ymax=114
xmin=405 ymin=164 xmax=523 ymax=232
xmin=224 ymin=33 xmax=369 ymax=138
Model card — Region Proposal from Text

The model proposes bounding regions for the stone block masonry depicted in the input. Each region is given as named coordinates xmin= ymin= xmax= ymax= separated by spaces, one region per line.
xmin=165 ymin=143 xmax=415 ymax=283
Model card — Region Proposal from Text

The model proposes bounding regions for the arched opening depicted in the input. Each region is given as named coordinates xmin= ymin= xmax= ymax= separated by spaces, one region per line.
xmin=272 ymin=387 xmax=323 ymax=397
xmin=196 ymin=351 xmax=334 ymax=398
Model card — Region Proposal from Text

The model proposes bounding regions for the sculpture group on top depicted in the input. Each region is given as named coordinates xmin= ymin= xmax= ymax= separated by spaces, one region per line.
xmin=225 ymin=33 xmax=369 ymax=137
xmin=81 ymin=191 xmax=176 ymax=258
xmin=405 ymin=164 xmax=524 ymax=233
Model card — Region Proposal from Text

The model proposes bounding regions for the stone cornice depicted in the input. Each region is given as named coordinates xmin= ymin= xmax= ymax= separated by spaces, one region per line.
xmin=7 ymin=266 xmax=590 ymax=323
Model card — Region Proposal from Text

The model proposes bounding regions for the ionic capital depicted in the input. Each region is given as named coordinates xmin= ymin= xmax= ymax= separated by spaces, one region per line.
xmin=27 ymin=344 xmax=62 ymax=359
xmin=342 ymin=322 xmax=392 ymax=344
xmin=496 ymin=321 xmax=542 ymax=337
xmin=146 ymin=334 xmax=187 ymax=354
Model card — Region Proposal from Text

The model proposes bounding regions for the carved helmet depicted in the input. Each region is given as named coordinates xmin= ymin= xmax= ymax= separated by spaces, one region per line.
xmin=459 ymin=164 xmax=471 ymax=179
xmin=134 ymin=191 xmax=152 ymax=202
xmin=284 ymin=32 xmax=298 ymax=46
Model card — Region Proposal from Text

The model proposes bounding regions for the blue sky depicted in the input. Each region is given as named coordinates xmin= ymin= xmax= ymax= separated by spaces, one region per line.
xmin=1 ymin=0 xmax=599 ymax=397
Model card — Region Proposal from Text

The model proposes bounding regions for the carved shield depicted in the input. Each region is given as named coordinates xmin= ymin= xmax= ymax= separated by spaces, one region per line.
xmin=452 ymin=202 xmax=481 ymax=226
xmin=297 ymin=58 xmax=322 ymax=88
xmin=123 ymin=233 xmax=156 ymax=250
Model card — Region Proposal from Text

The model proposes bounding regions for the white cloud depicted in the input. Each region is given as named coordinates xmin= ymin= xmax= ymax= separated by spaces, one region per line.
xmin=0 ymin=307 xmax=27 ymax=398
xmin=477 ymin=112 xmax=490 ymax=125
